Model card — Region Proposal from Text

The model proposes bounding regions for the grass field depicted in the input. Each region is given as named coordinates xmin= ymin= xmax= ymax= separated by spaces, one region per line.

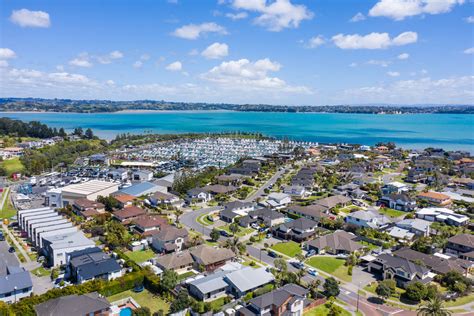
xmin=124 ymin=249 xmax=155 ymax=264
xmin=107 ymin=289 xmax=169 ymax=314
xmin=305 ymin=256 xmax=351 ymax=282
xmin=1 ymin=189 xmax=17 ymax=220
xmin=378 ymin=208 xmax=407 ymax=218
xmin=444 ymin=293 xmax=474 ymax=307
xmin=270 ymin=241 xmax=301 ymax=257
xmin=197 ymin=213 xmax=214 ymax=226
xmin=0 ymin=158 xmax=24 ymax=176
xmin=219 ymin=224 xmax=254 ymax=237
xmin=31 ymin=266 xmax=50 ymax=277
xmin=304 ymin=303 xmax=351 ymax=316
xmin=178 ymin=271 xmax=196 ymax=281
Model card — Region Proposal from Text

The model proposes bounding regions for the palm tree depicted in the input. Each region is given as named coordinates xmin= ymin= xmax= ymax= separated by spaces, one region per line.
xmin=295 ymin=253 xmax=305 ymax=263
xmin=224 ymin=237 xmax=245 ymax=255
xmin=307 ymin=280 xmax=321 ymax=298
xmin=191 ymin=234 xmax=203 ymax=246
xmin=175 ymin=209 xmax=183 ymax=224
xmin=296 ymin=268 xmax=306 ymax=285
xmin=417 ymin=297 xmax=451 ymax=316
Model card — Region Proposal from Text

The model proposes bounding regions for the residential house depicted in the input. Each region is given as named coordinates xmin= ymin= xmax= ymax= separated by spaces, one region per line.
xmin=406 ymin=170 xmax=428 ymax=184
xmin=286 ymin=204 xmax=330 ymax=222
xmin=119 ymin=181 xmax=166 ymax=197
xmin=151 ymin=226 xmax=188 ymax=253
xmin=445 ymin=234 xmax=474 ymax=257
xmin=386 ymin=226 xmax=415 ymax=242
xmin=382 ymin=182 xmax=409 ymax=195
xmin=132 ymin=215 xmax=169 ymax=237
xmin=417 ymin=191 xmax=452 ymax=207
xmin=368 ymin=253 xmax=431 ymax=288
xmin=272 ymin=218 xmax=318 ymax=242
xmin=263 ymin=193 xmax=291 ymax=210
xmin=239 ymin=208 xmax=286 ymax=228
xmin=225 ymin=267 xmax=275 ymax=298
xmin=416 ymin=207 xmax=469 ymax=226
xmin=155 ymin=251 xmax=194 ymax=273
xmin=378 ymin=193 xmax=416 ymax=212
xmin=395 ymin=218 xmax=431 ymax=237
xmin=113 ymin=193 xmax=136 ymax=208
xmin=112 ymin=206 xmax=146 ymax=224
xmin=42 ymin=231 xmax=95 ymax=267
xmin=217 ymin=174 xmax=246 ymax=186
xmin=0 ymin=263 xmax=33 ymax=303
xmin=34 ymin=292 xmax=111 ymax=316
xmin=283 ymin=185 xmax=307 ymax=198
xmin=188 ymin=270 xmax=232 ymax=301
xmin=186 ymin=188 xmax=212 ymax=203
xmin=345 ymin=209 xmax=391 ymax=229
xmin=72 ymin=198 xmax=105 ymax=219
xmin=204 ymin=184 xmax=238 ymax=195
xmin=220 ymin=201 xmax=255 ymax=223
xmin=237 ymin=283 xmax=310 ymax=316
xmin=190 ymin=245 xmax=235 ymax=272
xmin=314 ymin=195 xmax=351 ymax=210
xmin=148 ymin=191 xmax=182 ymax=207
xmin=306 ymin=230 xmax=363 ymax=255
xmin=67 ymin=247 xmax=122 ymax=284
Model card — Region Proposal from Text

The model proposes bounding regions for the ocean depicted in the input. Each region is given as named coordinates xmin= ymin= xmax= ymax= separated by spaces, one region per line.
xmin=1 ymin=111 xmax=473 ymax=152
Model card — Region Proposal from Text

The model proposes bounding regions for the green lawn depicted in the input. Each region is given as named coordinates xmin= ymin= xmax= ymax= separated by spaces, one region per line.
xmin=444 ymin=293 xmax=474 ymax=307
xmin=304 ymin=303 xmax=351 ymax=316
xmin=124 ymin=249 xmax=155 ymax=264
xmin=209 ymin=296 xmax=228 ymax=311
xmin=177 ymin=271 xmax=196 ymax=281
xmin=359 ymin=240 xmax=380 ymax=251
xmin=364 ymin=282 xmax=407 ymax=305
xmin=270 ymin=241 xmax=301 ymax=257
xmin=0 ymin=158 xmax=24 ymax=176
xmin=0 ymin=189 xmax=17 ymax=220
xmin=107 ymin=289 xmax=169 ymax=314
xmin=197 ymin=213 xmax=214 ymax=226
xmin=31 ymin=266 xmax=50 ymax=277
xmin=219 ymin=224 xmax=254 ymax=237
xmin=378 ymin=208 xmax=407 ymax=218
xmin=305 ymin=257 xmax=351 ymax=282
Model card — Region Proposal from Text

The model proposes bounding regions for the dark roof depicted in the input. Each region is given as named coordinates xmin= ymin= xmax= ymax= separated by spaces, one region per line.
xmin=203 ymin=184 xmax=237 ymax=194
xmin=34 ymin=292 xmax=110 ymax=316
xmin=376 ymin=253 xmax=429 ymax=275
xmin=448 ymin=234 xmax=474 ymax=248
xmin=249 ymin=208 xmax=285 ymax=220
xmin=0 ymin=265 xmax=32 ymax=295
xmin=306 ymin=231 xmax=363 ymax=253
xmin=225 ymin=201 xmax=253 ymax=211
xmin=248 ymin=283 xmax=308 ymax=310
xmin=152 ymin=226 xmax=188 ymax=241
xmin=113 ymin=206 xmax=146 ymax=221
xmin=282 ymin=217 xmax=318 ymax=231
xmin=220 ymin=209 xmax=239 ymax=220
xmin=190 ymin=245 xmax=235 ymax=265
xmin=288 ymin=204 xmax=328 ymax=219
xmin=69 ymin=248 xmax=121 ymax=281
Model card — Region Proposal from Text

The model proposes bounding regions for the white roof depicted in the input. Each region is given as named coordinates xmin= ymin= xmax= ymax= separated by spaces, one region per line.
xmin=61 ymin=180 xmax=118 ymax=195
xmin=44 ymin=231 xmax=94 ymax=250
xmin=224 ymin=267 xmax=274 ymax=292
xmin=387 ymin=182 xmax=407 ymax=188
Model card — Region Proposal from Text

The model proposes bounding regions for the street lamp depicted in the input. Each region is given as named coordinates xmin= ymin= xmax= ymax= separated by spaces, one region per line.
xmin=14 ymin=286 xmax=17 ymax=303
xmin=356 ymin=281 xmax=361 ymax=313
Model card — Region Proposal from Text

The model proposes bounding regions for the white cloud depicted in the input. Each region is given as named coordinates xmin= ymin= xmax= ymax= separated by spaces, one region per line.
xmin=172 ymin=22 xmax=227 ymax=40
xmin=367 ymin=59 xmax=391 ymax=67
xmin=0 ymin=48 xmax=16 ymax=60
xmin=342 ymin=75 xmax=474 ymax=104
xmin=397 ymin=53 xmax=410 ymax=60
xmin=10 ymin=8 xmax=50 ymax=28
xmin=189 ymin=49 xmax=199 ymax=56
xmin=140 ymin=54 xmax=150 ymax=61
xmin=201 ymin=57 xmax=311 ymax=93
xmin=463 ymin=47 xmax=474 ymax=54
xmin=226 ymin=12 xmax=248 ymax=20
xmin=349 ymin=62 xmax=358 ymax=67
xmin=350 ymin=12 xmax=366 ymax=22
xmin=96 ymin=50 xmax=124 ymax=64
xmin=69 ymin=53 xmax=93 ymax=68
xmin=387 ymin=71 xmax=400 ymax=77
xmin=106 ymin=80 xmax=115 ymax=85
xmin=0 ymin=61 xmax=9 ymax=68
xmin=133 ymin=61 xmax=143 ymax=69
xmin=201 ymin=42 xmax=229 ymax=59
xmin=231 ymin=0 xmax=313 ymax=32
xmin=306 ymin=35 xmax=325 ymax=48
xmin=369 ymin=0 xmax=465 ymax=21
xmin=332 ymin=31 xmax=417 ymax=49
xmin=466 ymin=16 xmax=474 ymax=23
xmin=166 ymin=61 xmax=183 ymax=71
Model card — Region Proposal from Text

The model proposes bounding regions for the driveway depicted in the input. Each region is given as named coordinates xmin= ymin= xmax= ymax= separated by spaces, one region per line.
xmin=351 ymin=266 xmax=377 ymax=288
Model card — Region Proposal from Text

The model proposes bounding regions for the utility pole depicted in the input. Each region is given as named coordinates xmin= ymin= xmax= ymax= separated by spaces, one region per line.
xmin=356 ymin=281 xmax=361 ymax=313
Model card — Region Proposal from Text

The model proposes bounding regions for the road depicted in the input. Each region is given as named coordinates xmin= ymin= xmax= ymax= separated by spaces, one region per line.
xmin=243 ymin=167 xmax=287 ymax=203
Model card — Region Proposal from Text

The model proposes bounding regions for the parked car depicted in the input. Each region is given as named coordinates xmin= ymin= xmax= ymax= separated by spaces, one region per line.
xmin=291 ymin=261 xmax=304 ymax=269
xmin=0 ymin=232 xmax=4 ymax=241
xmin=8 ymin=246 xmax=15 ymax=253
xmin=268 ymin=250 xmax=281 ymax=258
xmin=336 ymin=253 xmax=348 ymax=259
xmin=308 ymin=268 xmax=318 ymax=276
xmin=220 ymin=230 xmax=231 ymax=237
xmin=306 ymin=249 xmax=316 ymax=258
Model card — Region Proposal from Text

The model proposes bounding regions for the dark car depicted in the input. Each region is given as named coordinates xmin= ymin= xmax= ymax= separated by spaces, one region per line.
xmin=8 ymin=246 xmax=15 ymax=253
xmin=268 ymin=250 xmax=280 ymax=258
xmin=220 ymin=230 xmax=231 ymax=237
xmin=0 ymin=232 xmax=4 ymax=241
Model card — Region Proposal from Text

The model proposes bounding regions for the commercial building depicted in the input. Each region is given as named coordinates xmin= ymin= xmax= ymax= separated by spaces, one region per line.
xmin=46 ymin=180 xmax=119 ymax=208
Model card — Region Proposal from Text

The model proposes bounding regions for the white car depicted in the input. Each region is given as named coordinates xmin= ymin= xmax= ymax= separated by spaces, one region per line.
xmin=308 ymin=268 xmax=318 ymax=276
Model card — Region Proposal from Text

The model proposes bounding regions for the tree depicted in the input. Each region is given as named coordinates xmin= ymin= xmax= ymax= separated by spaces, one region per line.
xmin=325 ymin=298 xmax=343 ymax=316
xmin=229 ymin=222 xmax=240 ymax=235
xmin=323 ymin=277 xmax=340 ymax=298
xmin=58 ymin=127 xmax=67 ymax=137
xmin=175 ymin=209 xmax=183 ymax=224
xmin=376 ymin=281 xmax=394 ymax=302
xmin=84 ymin=128 xmax=94 ymax=139
xmin=308 ymin=279 xmax=322 ymax=298
xmin=160 ymin=269 xmax=178 ymax=293
xmin=210 ymin=228 xmax=220 ymax=242
xmin=170 ymin=289 xmax=191 ymax=313
xmin=73 ymin=127 xmax=83 ymax=137
xmin=132 ymin=307 xmax=151 ymax=316
xmin=417 ymin=297 xmax=452 ymax=316
xmin=295 ymin=253 xmax=305 ymax=263
xmin=405 ymin=282 xmax=427 ymax=302
xmin=191 ymin=234 xmax=204 ymax=246
xmin=223 ymin=237 xmax=246 ymax=255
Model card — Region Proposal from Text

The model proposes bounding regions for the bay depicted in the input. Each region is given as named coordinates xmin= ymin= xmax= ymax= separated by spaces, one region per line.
xmin=1 ymin=111 xmax=473 ymax=152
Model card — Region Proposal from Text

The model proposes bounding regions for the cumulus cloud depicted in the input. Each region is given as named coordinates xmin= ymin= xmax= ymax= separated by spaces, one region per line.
xmin=342 ymin=75 xmax=474 ymax=104
xmin=10 ymin=9 xmax=50 ymax=28
xmin=397 ymin=53 xmax=410 ymax=60
xmin=201 ymin=57 xmax=311 ymax=94
xmin=369 ymin=0 xmax=465 ymax=21
xmin=172 ymin=22 xmax=227 ymax=40
xmin=350 ymin=12 xmax=366 ymax=22
xmin=463 ymin=47 xmax=474 ymax=54
xmin=332 ymin=31 xmax=417 ymax=49
xmin=466 ymin=16 xmax=474 ymax=23
xmin=0 ymin=48 xmax=16 ymax=60
xmin=231 ymin=0 xmax=313 ymax=32
xmin=133 ymin=61 xmax=143 ymax=69
xmin=96 ymin=50 xmax=124 ymax=64
xmin=201 ymin=42 xmax=229 ymax=59
xmin=69 ymin=53 xmax=93 ymax=68
xmin=226 ymin=12 xmax=248 ymax=20
xmin=305 ymin=35 xmax=325 ymax=48
xmin=387 ymin=71 xmax=400 ymax=77
xmin=166 ymin=61 xmax=183 ymax=71
xmin=367 ymin=60 xmax=391 ymax=67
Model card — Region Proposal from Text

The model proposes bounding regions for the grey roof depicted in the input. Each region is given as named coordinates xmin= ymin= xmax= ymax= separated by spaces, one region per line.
xmin=225 ymin=201 xmax=253 ymax=211
xmin=0 ymin=266 xmax=32 ymax=294
xmin=220 ymin=209 xmax=239 ymax=220
xmin=224 ymin=267 xmax=274 ymax=292
xmin=448 ymin=234 xmax=474 ymax=248
xmin=69 ymin=247 xmax=121 ymax=281
xmin=307 ymin=230 xmax=363 ymax=253
xmin=119 ymin=181 xmax=161 ymax=197
xmin=314 ymin=195 xmax=351 ymax=208
xmin=282 ymin=217 xmax=318 ymax=231
xmin=153 ymin=226 xmax=188 ymax=241
xmin=289 ymin=204 xmax=328 ymax=219
xmin=43 ymin=231 xmax=94 ymax=250
xmin=376 ymin=253 xmax=429 ymax=275
xmin=249 ymin=283 xmax=308 ymax=310
xmin=396 ymin=218 xmax=431 ymax=232
xmin=34 ymin=292 xmax=110 ymax=316
xmin=190 ymin=245 xmax=235 ymax=266
xmin=188 ymin=270 xmax=229 ymax=294
xmin=155 ymin=250 xmax=194 ymax=270
xmin=249 ymin=208 xmax=285 ymax=220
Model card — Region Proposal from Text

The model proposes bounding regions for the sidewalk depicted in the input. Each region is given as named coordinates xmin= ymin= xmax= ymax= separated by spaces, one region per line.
xmin=2 ymin=223 xmax=32 ymax=263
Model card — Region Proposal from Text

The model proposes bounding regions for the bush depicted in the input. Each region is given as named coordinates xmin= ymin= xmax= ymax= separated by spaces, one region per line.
xmin=404 ymin=282 xmax=427 ymax=302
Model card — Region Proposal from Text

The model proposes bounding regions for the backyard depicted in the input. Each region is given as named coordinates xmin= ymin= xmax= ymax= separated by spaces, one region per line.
xmin=124 ymin=249 xmax=155 ymax=264
xmin=107 ymin=289 xmax=169 ymax=314
xmin=304 ymin=302 xmax=351 ymax=316
xmin=378 ymin=208 xmax=408 ymax=218
xmin=270 ymin=241 xmax=301 ymax=257
xmin=305 ymin=256 xmax=351 ymax=282
xmin=0 ymin=158 xmax=24 ymax=176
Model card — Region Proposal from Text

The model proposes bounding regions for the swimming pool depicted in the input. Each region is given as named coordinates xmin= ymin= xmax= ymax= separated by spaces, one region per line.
xmin=119 ymin=307 xmax=132 ymax=316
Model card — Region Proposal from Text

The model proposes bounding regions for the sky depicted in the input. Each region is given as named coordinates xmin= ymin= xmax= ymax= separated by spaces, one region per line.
xmin=0 ymin=0 xmax=473 ymax=105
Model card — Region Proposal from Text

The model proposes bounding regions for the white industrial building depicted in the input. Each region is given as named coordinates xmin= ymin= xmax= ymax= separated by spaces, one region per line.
xmin=45 ymin=180 xmax=119 ymax=208
xmin=42 ymin=231 xmax=95 ymax=266
xmin=18 ymin=207 xmax=53 ymax=230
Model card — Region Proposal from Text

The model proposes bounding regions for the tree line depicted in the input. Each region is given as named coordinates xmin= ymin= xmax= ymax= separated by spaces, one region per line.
xmin=0 ymin=117 xmax=66 ymax=139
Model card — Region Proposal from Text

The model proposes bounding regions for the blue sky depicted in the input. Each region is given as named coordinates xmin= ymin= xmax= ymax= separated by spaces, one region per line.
xmin=0 ymin=0 xmax=473 ymax=105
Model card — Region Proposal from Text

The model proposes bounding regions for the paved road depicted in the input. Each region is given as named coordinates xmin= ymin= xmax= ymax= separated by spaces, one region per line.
xmin=243 ymin=168 xmax=287 ymax=203
xmin=0 ymin=240 xmax=20 ymax=268
xmin=2 ymin=223 xmax=31 ymax=263
xmin=181 ymin=206 xmax=222 ymax=237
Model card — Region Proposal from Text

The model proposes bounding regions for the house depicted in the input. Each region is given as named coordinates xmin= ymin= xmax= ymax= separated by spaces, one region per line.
xmin=72 ymin=198 xmax=105 ymax=219
xmin=291 ymin=167 xmax=317 ymax=188
xmin=386 ymin=227 xmax=415 ymax=242
xmin=217 ymin=174 xmax=246 ymax=186
xmin=445 ymin=234 xmax=474 ymax=257
xmin=314 ymin=195 xmax=351 ymax=210
xmin=415 ymin=207 xmax=469 ymax=226
xmin=272 ymin=218 xmax=318 ymax=242
xmin=67 ymin=247 xmax=122 ymax=284
xmin=239 ymin=208 xmax=286 ymax=228
xmin=237 ymin=283 xmax=309 ymax=316
xmin=34 ymin=292 xmax=111 ymax=316
xmin=282 ymin=185 xmax=307 ymax=197
xmin=107 ymin=168 xmax=128 ymax=181
xmin=118 ymin=181 xmax=166 ymax=197
xmin=133 ymin=215 xmax=169 ymax=237
xmin=395 ymin=218 xmax=431 ymax=237
xmin=378 ymin=193 xmax=416 ymax=212
xmin=406 ymin=170 xmax=428 ymax=183
xmin=225 ymin=267 xmax=275 ymax=298
xmin=190 ymin=245 xmax=235 ymax=272
xmin=113 ymin=193 xmax=136 ymax=208
xmin=417 ymin=191 xmax=452 ymax=207
xmin=286 ymin=204 xmax=330 ymax=222
xmin=151 ymin=226 xmax=188 ymax=253
xmin=382 ymin=182 xmax=409 ymax=195
xmin=220 ymin=201 xmax=255 ymax=222
xmin=188 ymin=270 xmax=232 ymax=301
xmin=393 ymin=248 xmax=473 ymax=275
xmin=345 ymin=209 xmax=391 ymax=229
xmin=132 ymin=169 xmax=154 ymax=182
xmin=155 ymin=250 xmax=194 ymax=273
xmin=368 ymin=253 xmax=431 ymax=288
xmin=204 ymin=184 xmax=238 ymax=195
xmin=306 ymin=230 xmax=363 ymax=255
xmin=148 ymin=191 xmax=182 ymax=207
xmin=187 ymin=188 xmax=212 ymax=203
xmin=42 ymin=231 xmax=95 ymax=267
xmin=112 ymin=206 xmax=146 ymax=224
xmin=263 ymin=193 xmax=291 ymax=210
xmin=0 ymin=263 xmax=33 ymax=303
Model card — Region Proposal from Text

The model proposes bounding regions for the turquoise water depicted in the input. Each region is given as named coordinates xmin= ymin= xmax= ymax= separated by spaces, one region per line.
xmin=119 ymin=307 xmax=132 ymax=316
xmin=1 ymin=111 xmax=473 ymax=151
